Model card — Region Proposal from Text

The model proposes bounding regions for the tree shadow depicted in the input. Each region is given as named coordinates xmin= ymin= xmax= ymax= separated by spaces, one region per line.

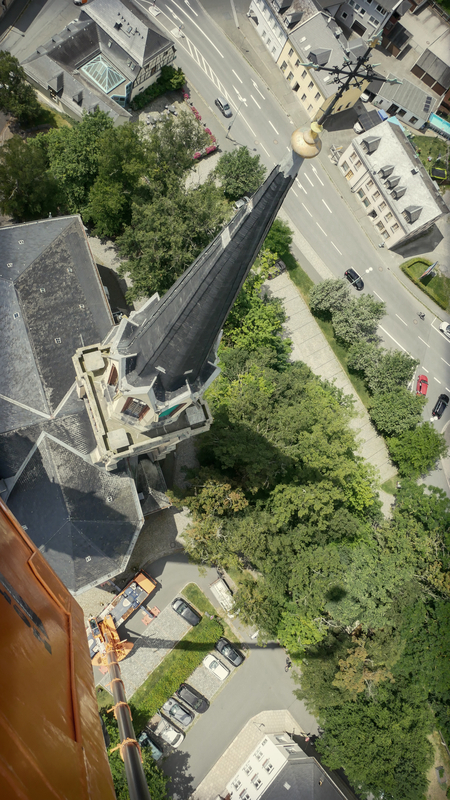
xmin=161 ymin=748 xmax=195 ymax=800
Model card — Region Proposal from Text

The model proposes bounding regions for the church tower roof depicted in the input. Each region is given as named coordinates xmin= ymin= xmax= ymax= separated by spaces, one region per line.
xmin=115 ymin=154 xmax=304 ymax=395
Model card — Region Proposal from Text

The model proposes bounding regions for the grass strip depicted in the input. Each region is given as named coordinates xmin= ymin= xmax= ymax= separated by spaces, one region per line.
xmin=380 ymin=476 xmax=398 ymax=495
xmin=400 ymin=258 xmax=450 ymax=311
xmin=130 ymin=614 xmax=223 ymax=732
xmin=182 ymin=582 xmax=241 ymax=645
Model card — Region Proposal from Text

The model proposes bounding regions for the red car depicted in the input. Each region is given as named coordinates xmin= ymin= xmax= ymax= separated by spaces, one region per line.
xmin=416 ymin=374 xmax=428 ymax=396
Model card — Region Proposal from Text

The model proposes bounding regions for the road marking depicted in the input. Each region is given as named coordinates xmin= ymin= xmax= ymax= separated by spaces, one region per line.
xmin=169 ymin=0 xmax=224 ymax=56
xmin=441 ymin=357 xmax=450 ymax=368
xmin=251 ymin=94 xmax=261 ymax=109
xmin=232 ymin=86 xmax=247 ymax=105
xmin=286 ymin=146 xmax=291 ymax=152
xmin=292 ymin=189 xmax=298 ymax=197
xmin=379 ymin=325 xmax=408 ymax=352
xmin=304 ymin=174 xmax=314 ymax=187
xmin=311 ymin=165 xmax=324 ymax=186
xmin=296 ymin=178 xmax=307 ymax=194
xmin=269 ymin=120 xmax=279 ymax=134
xmin=302 ymin=203 xmax=313 ymax=218
xmin=433 ymin=377 xmax=442 ymax=384
xmin=447 ymin=387 xmax=450 ymax=393
xmin=331 ymin=242 xmax=342 ymax=254
xmin=373 ymin=290 xmax=384 ymax=301
xmin=251 ymin=79 xmax=265 ymax=99
xmin=232 ymin=69 xmax=242 ymax=83
xmin=422 ymin=367 xmax=429 ymax=373
xmin=418 ymin=336 xmax=430 ymax=347
xmin=395 ymin=314 xmax=407 ymax=326
xmin=184 ymin=0 xmax=198 ymax=14
xmin=260 ymin=142 xmax=271 ymax=157
xmin=316 ymin=223 xmax=327 ymax=237
xmin=322 ymin=199 xmax=332 ymax=213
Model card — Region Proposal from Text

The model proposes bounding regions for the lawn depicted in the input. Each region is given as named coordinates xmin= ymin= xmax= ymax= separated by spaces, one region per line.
xmin=409 ymin=134 xmax=449 ymax=187
xmin=381 ymin=476 xmax=398 ymax=495
xmin=183 ymin=581 xmax=241 ymax=645
xmin=31 ymin=102 xmax=73 ymax=129
xmin=401 ymin=257 xmax=450 ymax=311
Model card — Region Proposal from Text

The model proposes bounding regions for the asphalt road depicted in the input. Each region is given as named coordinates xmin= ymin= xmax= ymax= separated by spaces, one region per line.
xmin=1 ymin=1 xmax=449 ymax=425
xmin=142 ymin=554 xmax=318 ymax=798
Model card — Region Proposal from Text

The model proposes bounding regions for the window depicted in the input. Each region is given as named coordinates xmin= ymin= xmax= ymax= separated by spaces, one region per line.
xmin=302 ymin=69 xmax=307 ymax=78
xmin=243 ymin=763 xmax=252 ymax=776
xmin=360 ymin=8 xmax=365 ymax=15
xmin=345 ymin=170 xmax=354 ymax=180
xmin=357 ymin=189 xmax=365 ymax=198
xmin=240 ymin=794 xmax=250 ymax=800
xmin=295 ymin=59 xmax=300 ymax=67
xmin=122 ymin=398 xmax=149 ymax=420
xmin=267 ymin=38 xmax=271 ymax=45
xmin=288 ymin=47 xmax=294 ymax=57
xmin=376 ymin=221 xmax=384 ymax=230
xmin=261 ymin=29 xmax=266 ymax=38
xmin=369 ymin=16 xmax=378 ymax=24
xmin=355 ymin=3 xmax=360 ymax=8
xmin=376 ymin=4 xmax=386 ymax=11
xmin=281 ymin=61 xmax=288 ymax=72
xmin=263 ymin=760 xmax=274 ymax=774
xmin=287 ymin=71 xmax=294 ymax=81
xmin=301 ymin=93 xmax=307 ymax=101
xmin=252 ymin=777 xmax=262 ymax=789
xmin=373 ymin=190 xmax=380 ymax=199
xmin=342 ymin=10 xmax=348 ymax=17
xmin=397 ymin=109 xmax=406 ymax=117
xmin=385 ymin=212 xmax=393 ymax=221
xmin=293 ymin=82 xmax=299 ymax=91
xmin=255 ymin=749 xmax=263 ymax=761
xmin=391 ymin=223 xmax=399 ymax=232
xmin=308 ymin=81 xmax=314 ymax=89
xmin=349 ymin=0 xmax=355 ymax=5
xmin=349 ymin=152 xmax=357 ymax=162
xmin=378 ymin=201 xmax=387 ymax=211
xmin=233 ymin=780 xmax=241 ymax=790
xmin=363 ymin=197 xmax=370 ymax=207
xmin=410 ymin=116 xmax=418 ymax=124
xmin=354 ymin=160 xmax=362 ymax=169
xmin=366 ymin=179 xmax=374 ymax=189
xmin=382 ymin=230 xmax=389 ymax=239
xmin=314 ymin=92 xmax=320 ymax=100
xmin=307 ymin=104 xmax=313 ymax=112
xmin=272 ymin=46 xmax=276 ymax=53
xmin=341 ymin=161 xmax=349 ymax=171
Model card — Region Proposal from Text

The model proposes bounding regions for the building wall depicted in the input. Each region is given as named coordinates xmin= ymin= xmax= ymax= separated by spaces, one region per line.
xmin=249 ymin=0 xmax=288 ymax=61
xmin=372 ymin=95 xmax=427 ymax=128
xmin=131 ymin=45 xmax=176 ymax=100
xmin=226 ymin=734 xmax=303 ymax=800
xmin=335 ymin=0 xmax=391 ymax=38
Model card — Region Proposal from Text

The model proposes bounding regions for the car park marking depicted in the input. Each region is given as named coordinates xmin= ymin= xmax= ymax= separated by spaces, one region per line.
xmin=418 ymin=337 xmax=430 ymax=347
xmin=316 ymin=223 xmax=327 ymax=237
xmin=379 ymin=325 xmax=408 ymax=353
xmin=331 ymin=242 xmax=342 ymax=254
xmin=441 ymin=357 xmax=450 ymax=368
xmin=232 ymin=69 xmax=242 ymax=83
xmin=373 ymin=290 xmax=384 ymax=301
xmin=302 ymin=203 xmax=313 ymax=217
xmin=322 ymin=199 xmax=332 ymax=213
xmin=169 ymin=0 xmax=224 ymax=56
xmin=269 ymin=120 xmax=279 ymax=134
xmin=395 ymin=314 xmax=407 ymax=326
xmin=304 ymin=174 xmax=314 ymax=187
xmin=433 ymin=377 xmax=442 ymax=384
xmin=251 ymin=94 xmax=261 ymax=109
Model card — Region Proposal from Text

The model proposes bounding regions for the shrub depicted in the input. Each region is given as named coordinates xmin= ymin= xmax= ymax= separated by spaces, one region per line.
xmin=130 ymin=66 xmax=186 ymax=111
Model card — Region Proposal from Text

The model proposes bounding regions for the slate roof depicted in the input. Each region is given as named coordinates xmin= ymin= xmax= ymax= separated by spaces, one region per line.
xmin=0 ymin=217 xmax=143 ymax=594
xmin=115 ymin=161 xmax=298 ymax=395
xmin=377 ymin=73 xmax=439 ymax=118
xmin=289 ymin=13 xmax=348 ymax=98
xmin=264 ymin=757 xmax=345 ymax=800
xmin=414 ymin=48 xmax=450 ymax=88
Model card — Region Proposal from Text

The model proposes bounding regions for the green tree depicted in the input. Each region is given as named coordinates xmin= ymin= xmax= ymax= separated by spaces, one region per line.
xmin=348 ymin=342 xmax=418 ymax=394
xmin=369 ymin=388 xmax=425 ymax=436
xmin=0 ymin=135 xmax=60 ymax=220
xmin=331 ymin=294 xmax=386 ymax=345
xmin=263 ymin=218 xmax=293 ymax=258
xmin=0 ymin=50 xmax=41 ymax=126
xmin=215 ymin=146 xmax=266 ymax=200
xmin=309 ymin=278 xmax=350 ymax=315
xmin=388 ymin=422 xmax=447 ymax=476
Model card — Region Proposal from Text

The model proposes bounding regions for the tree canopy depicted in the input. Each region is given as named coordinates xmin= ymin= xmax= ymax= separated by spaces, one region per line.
xmin=0 ymin=50 xmax=41 ymax=126
xmin=215 ymin=146 xmax=266 ymax=200
xmin=0 ymin=135 xmax=60 ymax=220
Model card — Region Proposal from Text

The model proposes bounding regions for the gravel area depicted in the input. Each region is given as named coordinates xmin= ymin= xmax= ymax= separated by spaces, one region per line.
xmin=187 ymin=654 xmax=238 ymax=703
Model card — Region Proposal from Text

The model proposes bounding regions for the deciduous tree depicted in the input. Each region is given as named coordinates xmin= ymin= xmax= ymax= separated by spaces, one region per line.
xmin=263 ymin=218 xmax=293 ymax=258
xmin=309 ymin=278 xmax=350 ymax=314
xmin=369 ymin=388 xmax=425 ymax=436
xmin=388 ymin=422 xmax=447 ymax=476
xmin=215 ymin=146 xmax=266 ymax=200
xmin=0 ymin=135 xmax=60 ymax=220
xmin=0 ymin=50 xmax=41 ymax=126
xmin=331 ymin=294 xmax=385 ymax=345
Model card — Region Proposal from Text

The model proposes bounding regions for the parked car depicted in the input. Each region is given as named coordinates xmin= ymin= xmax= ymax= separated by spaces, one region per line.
xmin=416 ymin=374 xmax=428 ymax=396
xmin=153 ymin=719 xmax=185 ymax=748
xmin=439 ymin=321 xmax=450 ymax=341
xmin=268 ymin=259 xmax=287 ymax=280
xmin=344 ymin=268 xmax=364 ymax=291
xmin=360 ymin=92 xmax=371 ymax=103
xmin=171 ymin=597 xmax=201 ymax=626
xmin=234 ymin=196 xmax=250 ymax=210
xmin=203 ymin=653 xmax=230 ymax=681
xmin=161 ymin=698 xmax=193 ymax=728
xmin=215 ymin=97 xmax=232 ymax=118
xmin=431 ymin=394 xmax=449 ymax=420
xmin=176 ymin=683 xmax=209 ymax=714
xmin=137 ymin=732 xmax=163 ymax=761
xmin=215 ymin=637 xmax=243 ymax=667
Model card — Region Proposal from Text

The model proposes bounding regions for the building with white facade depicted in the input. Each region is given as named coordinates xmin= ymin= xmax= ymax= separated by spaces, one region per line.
xmin=333 ymin=0 xmax=410 ymax=41
xmin=248 ymin=0 xmax=320 ymax=63
xmin=338 ymin=119 xmax=447 ymax=248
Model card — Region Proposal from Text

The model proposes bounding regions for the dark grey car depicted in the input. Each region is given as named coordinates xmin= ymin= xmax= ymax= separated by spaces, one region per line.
xmin=215 ymin=637 xmax=243 ymax=667
xmin=176 ymin=683 xmax=209 ymax=714
xmin=171 ymin=597 xmax=201 ymax=626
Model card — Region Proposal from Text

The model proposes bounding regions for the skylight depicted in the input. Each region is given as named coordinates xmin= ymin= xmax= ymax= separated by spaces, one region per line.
xmin=81 ymin=54 xmax=125 ymax=94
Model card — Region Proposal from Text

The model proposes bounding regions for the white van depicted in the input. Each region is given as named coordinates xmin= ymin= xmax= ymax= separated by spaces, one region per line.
xmin=210 ymin=577 xmax=234 ymax=612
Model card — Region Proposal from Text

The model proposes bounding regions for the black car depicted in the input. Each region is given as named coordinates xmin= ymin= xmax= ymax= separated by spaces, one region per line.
xmin=268 ymin=259 xmax=287 ymax=280
xmin=215 ymin=637 xmax=243 ymax=667
xmin=431 ymin=394 xmax=449 ymax=420
xmin=344 ymin=268 xmax=364 ymax=291
xmin=171 ymin=598 xmax=201 ymax=626
xmin=176 ymin=683 xmax=209 ymax=714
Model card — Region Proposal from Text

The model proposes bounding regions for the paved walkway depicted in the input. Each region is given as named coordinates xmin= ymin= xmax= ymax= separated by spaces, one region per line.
xmin=266 ymin=272 xmax=397 ymax=512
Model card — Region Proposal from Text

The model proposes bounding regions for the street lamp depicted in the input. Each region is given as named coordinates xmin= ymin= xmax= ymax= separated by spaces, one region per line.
xmin=226 ymin=92 xmax=247 ymax=141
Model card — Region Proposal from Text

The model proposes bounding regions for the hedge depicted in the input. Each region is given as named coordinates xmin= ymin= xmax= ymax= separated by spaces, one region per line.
xmin=130 ymin=66 xmax=186 ymax=111
xmin=130 ymin=615 xmax=223 ymax=731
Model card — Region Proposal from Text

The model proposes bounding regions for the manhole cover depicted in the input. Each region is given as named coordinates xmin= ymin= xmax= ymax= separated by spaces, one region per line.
xmin=413 ymin=319 xmax=418 ymax=325
xmin=378 ymin=267 xmax=383 ymax=272
xmin=273 ymin=139 xmax=278 ymax=144
xmin=255 ymin=140 xmax=258 ymax=145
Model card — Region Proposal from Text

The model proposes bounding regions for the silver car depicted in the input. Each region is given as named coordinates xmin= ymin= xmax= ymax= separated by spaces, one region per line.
xmin=153 ymin=719 xmax=185 ymax=748
xmin=161 ymin=697 xmax=193 ymax=728
xmin=215 ymin=96 xmax=232 ymax=118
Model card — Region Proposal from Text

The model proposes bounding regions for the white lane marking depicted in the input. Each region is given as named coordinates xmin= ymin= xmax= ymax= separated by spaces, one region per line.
xmin=251 ymin=79 xmax=265 ymax=99
xmin=418 ymin=336 xmax=430 ymax=347
xmin=316 ymin=223 xmax=327 ymax=237
xmin=441 ymin=357 xmax=450 ymax=367
xmin=286 ymin=146 xmax=290 ymax=152
xmin=243 ymin=117 xmax=256 ymax=136
xmin=260 ymin=142 xmax=271 ymax=157
xmin=169 ymin=0 xmax=224 ymax=56
xmin=232 ymin=69 xmax=242 ymax=83
xmin=422 ymin=367 xmax=429 ymax=373
xmin=447 ymin=387 xmax=450 ymax=393
xmin=232 ymin=86 xmax=247 ymax=105
xmin=292 ymin=189 xmax=298 ymax=197
xmin=373 ymin=290 xmax=384 ymax=301
xmin=304 ymin=174 xmax=314 ymax=187
xmin=251 ymin=94 xmax=261 ymax=109
xmin=379 ymin=325 xmax=408 ymax=353
xmin=302 ymin=203 xmax=313 ymax=218
xmin=296 ymin=178 xmax=307 ymax=194
xmin=322 ymin=199 xmax=332 ymax=213
xmin=269 ymin=120 xmax=279 ymax=134
xmin=331 ymin=242 xmax=342 ymax=255
xmin=184 ymin=0 xmax=198 ymax=15
xmin=395 ymin=314 xmax=407 ymax=326
xmin=433 ymin=377 xmax=442 ymax=384
xmin=311 ymin=165 xmax=324 ymax=186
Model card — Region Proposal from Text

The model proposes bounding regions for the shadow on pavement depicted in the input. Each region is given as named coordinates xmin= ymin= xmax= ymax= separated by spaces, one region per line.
xmin=162 ymin=748 xmax=195 ymax=800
